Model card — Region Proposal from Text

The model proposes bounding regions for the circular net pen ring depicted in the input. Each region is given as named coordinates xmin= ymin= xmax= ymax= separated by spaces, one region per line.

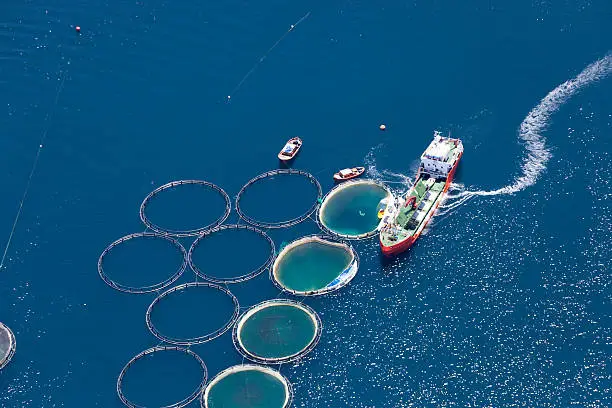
xmin=316 ymin=178 xmax=393 ymax=240
xmin=145 ymin=282 xmax=240 ymax=346
xmin=199 ymin=364 xmax=294 ymax=408
xmin=139 ymin=180 xmax=231 ymax=237
xmin=116 ymin=345 xmax=207 ymax=408
xmin=270 ymin=234 xmax=360 ymax=296
xmin=0 ymin=322 xmax=16 ymax=370
xmin=235 ymin=169 xmax=322 ymax=229
xmin=188 ymin=224 xmax=276 ymax=284
xmin=231 ymin=299 xmax=323 ymax=365
xmin=98 ymin=232 xmax=188 ymax=294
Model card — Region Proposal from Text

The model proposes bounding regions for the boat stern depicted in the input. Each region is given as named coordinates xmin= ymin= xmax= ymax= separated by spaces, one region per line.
xmin=379 ymin=235 xmax=415 ymax=257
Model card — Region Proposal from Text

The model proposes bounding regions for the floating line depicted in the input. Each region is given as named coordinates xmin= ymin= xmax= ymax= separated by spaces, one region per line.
xmin=227 ymin=11 xmax=311 ymax=100
xmin=97 ymin=232 xmax=187 ymax=294
xmin=116 ymin=346 xmax=207 ymax=408
xmin=188 ymin=224 xmax=275 ymax=284
xmin=0 ymin=71 xmax=67 ymax=270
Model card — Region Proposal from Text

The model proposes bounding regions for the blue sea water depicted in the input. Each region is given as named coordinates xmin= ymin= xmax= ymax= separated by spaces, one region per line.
xmin=0 ymin=1 xmax=611 ymax=407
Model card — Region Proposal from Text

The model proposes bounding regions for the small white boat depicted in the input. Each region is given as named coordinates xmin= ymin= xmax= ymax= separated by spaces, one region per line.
xmin=278 ymin=137 xmax=302 ymax=161
xmin=333 ymin=167 xmax=365 ymax=182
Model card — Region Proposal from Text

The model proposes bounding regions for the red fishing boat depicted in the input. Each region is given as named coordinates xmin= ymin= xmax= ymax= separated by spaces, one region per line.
xmin=333 ymin=167 xmax=365 ymax=181
xmin=277 ymin=137 xmax=302 ymax=161
xmin=379 ymin=131 xmax=463 ymax=256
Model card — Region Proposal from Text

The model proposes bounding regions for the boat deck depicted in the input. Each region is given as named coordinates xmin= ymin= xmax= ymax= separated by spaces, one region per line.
xmin=380 ymin=177 xmax=445 ymax=246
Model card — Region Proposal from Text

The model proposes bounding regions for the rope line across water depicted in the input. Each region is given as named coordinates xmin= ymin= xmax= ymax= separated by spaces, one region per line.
xmin=188 ymin=224 xmax=276 ymax=284
xmin=146 ymin=282 xmax=240 ymax=346
xmin=139 ymin=180 xmax=231 ymax=237
xmin=116 ymin=345 xmax=207 ymax=408
xmin=235 ymin=169 xmax=322 ymax=229
xmin=98 ymin=232 xmax=187 ymax=294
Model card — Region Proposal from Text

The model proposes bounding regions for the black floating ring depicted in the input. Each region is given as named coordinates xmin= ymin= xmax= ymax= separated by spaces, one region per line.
xmin=117 ymin=345 xmax=207 ymax=408
xmin=139 ymin=180 xmax=231 ymax=237
xmin=98 ymin=232 xmax=187 ymax=294
xmin=188 ymin=224 xmax=276 ymax=284
xmin=146 ymin=282 xmax=240 ymax=346
xmin=235 ymin=169 xmax=322 ymax=229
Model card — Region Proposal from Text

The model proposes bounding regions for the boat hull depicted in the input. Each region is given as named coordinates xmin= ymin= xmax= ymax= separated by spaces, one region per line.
xmin=278 ymin=150 xmax=300 ymax=161
xmin=379 ymin=151 xmax=462 ymax=257
xmin=333 ymin=167 xmax=365 ymax=182
xmin=278 ymin=137 xmax=302 ymax=161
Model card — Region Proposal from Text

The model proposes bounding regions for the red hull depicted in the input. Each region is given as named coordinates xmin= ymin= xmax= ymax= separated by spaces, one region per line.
xmin=380 ymin=151 xmax=463 ymax=257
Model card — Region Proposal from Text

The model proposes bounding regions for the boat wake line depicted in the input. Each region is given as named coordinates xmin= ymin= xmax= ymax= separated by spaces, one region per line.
xmin=365 ymin=143 xmax=415 ymax=194
xmin=367 ymin=53 xmax=612 ymax=215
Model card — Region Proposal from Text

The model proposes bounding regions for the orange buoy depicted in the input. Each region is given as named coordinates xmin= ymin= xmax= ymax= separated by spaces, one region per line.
xmin=379 ymin=124 xmax=386 ymax=131
xmin=76 ymin=26 xmax=81 ymax=33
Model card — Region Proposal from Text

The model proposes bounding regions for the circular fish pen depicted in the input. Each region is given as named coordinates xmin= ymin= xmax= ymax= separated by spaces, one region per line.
xmin=146 ymin=282 xmax=240 ymax=346
xmin=271 ymin=235 xmax=359 ymax=296
xmin=317 ymin=179 xmax=392 ymax=239
xmin=0 ymin=322 xmax=16 ymax=370
xmin=232 ymin=300 xmax=322 ymax=364
xmin=235 ymin=169 xmax=322 ymax=229
xmin=98 ymin=232 xmax=187 ymax=294
xmin=188 ymin=224 xmax=275 ymax=284
xmin=117 ymin=346 xmax=207 ymax=408
xmin=140 ymin=180 xmax=231 ymax=237
xmin=201 ymin=364 xmax=293 ymax=408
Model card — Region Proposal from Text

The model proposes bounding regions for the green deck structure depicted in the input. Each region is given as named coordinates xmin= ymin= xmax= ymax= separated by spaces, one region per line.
xmin=380 ymin=178 xmax=446 ymax=246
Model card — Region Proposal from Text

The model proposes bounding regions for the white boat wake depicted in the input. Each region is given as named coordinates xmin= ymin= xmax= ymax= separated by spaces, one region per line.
xmin=367 ymin=53 xmax=612 ymax=216
xmin=365 ymin=143 xmax=415 ymax=194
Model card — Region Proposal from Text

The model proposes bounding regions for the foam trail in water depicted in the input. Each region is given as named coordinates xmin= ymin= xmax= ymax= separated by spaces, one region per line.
xmin=365 ymin=54 xmax=612 ymax=215
xmin=365 ymin=144 xmax=414 ymax=194
xmin=457 ymin=53 xmax=612 ymax=199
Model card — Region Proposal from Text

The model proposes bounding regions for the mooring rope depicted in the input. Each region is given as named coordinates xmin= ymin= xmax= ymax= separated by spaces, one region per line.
xmin=227 ymin=11 xmax=311 ymax=100
xmin=0 ymin=70 xmax=67 ymax=270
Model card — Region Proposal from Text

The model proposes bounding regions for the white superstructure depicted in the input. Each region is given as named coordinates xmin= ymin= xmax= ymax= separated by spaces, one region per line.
xmin=419 ymin=131 xmax=463 ymax=176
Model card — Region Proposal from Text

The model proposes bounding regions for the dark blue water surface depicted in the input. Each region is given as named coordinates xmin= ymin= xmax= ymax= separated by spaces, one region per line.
xmin=1 ymin=1 xmax=611 ymax=406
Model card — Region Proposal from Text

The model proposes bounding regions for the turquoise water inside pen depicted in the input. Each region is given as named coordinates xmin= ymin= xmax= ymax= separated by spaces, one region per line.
xmin=206 ymin=368 xmax=288 ymax=408
xmin=0 ymin=1 xmax=611 ymax=407
xmin=238 ymin=304 xmax=317 ymax=360
xmin=319 ymin=182 xmax=389 ymax=236
xmin=274 ymin=240 xmax=353 ymax=292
